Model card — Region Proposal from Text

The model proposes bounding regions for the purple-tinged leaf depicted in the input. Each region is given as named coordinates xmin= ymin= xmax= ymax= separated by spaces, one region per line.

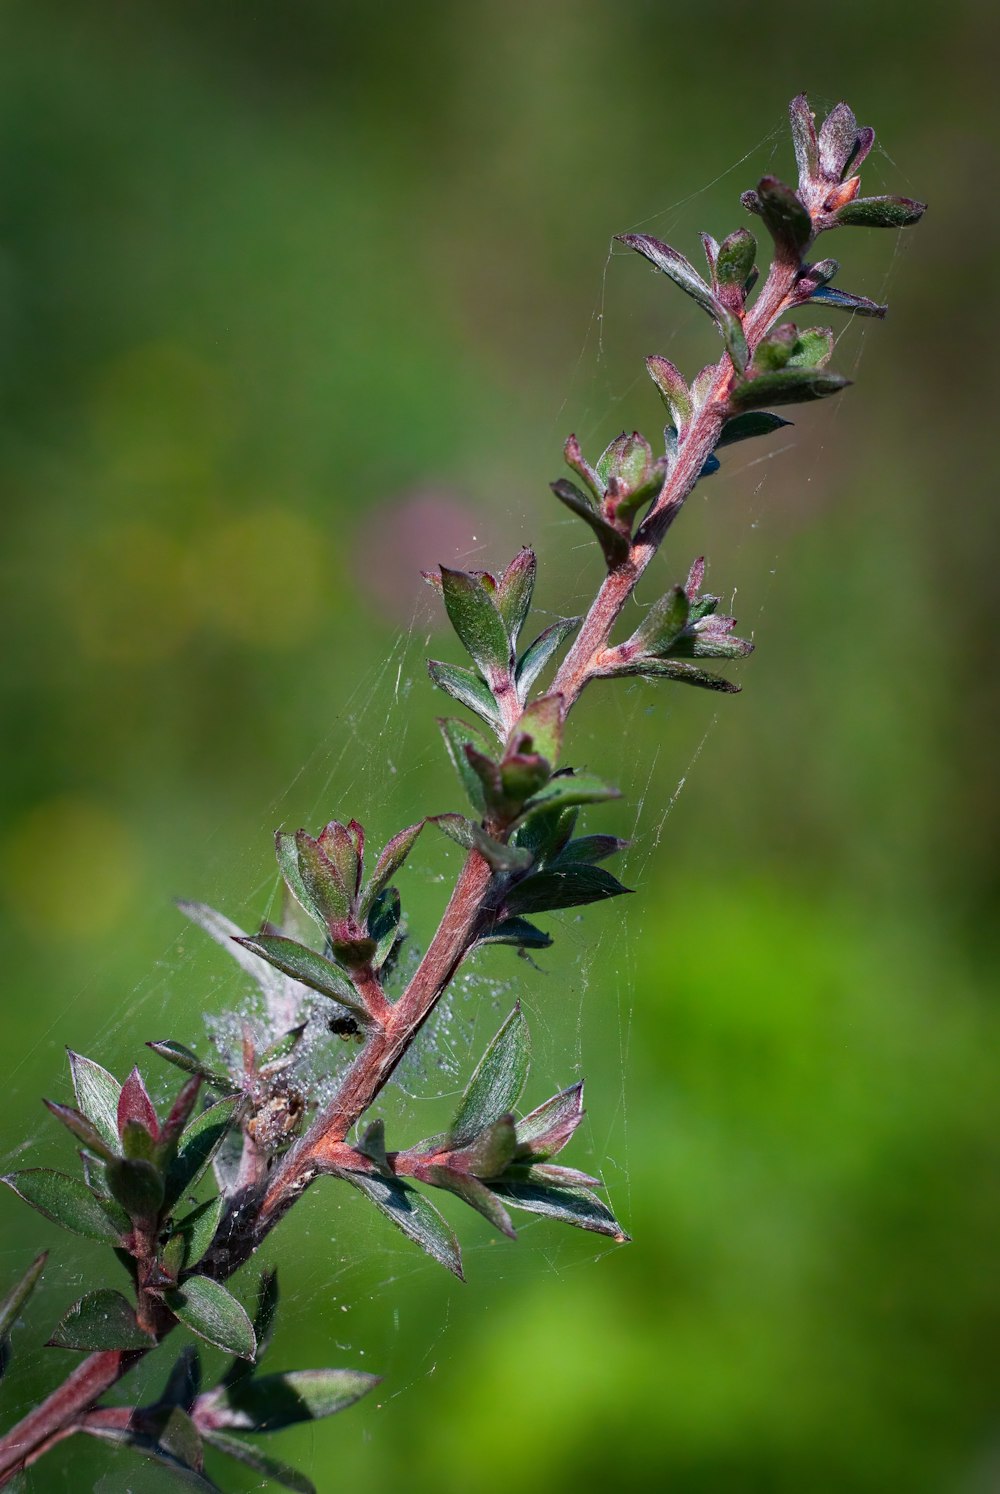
xmin=716 ymin=411 xmax=793 ymax=449
xmin=491 ymin=1178 xmax=629 ymax=1241
xmin=515 ymin=1083 xmax=584 ymax=1160
xmin=316 ymin=821 xmax=361 ymax=903
xmin=166 ymin=1275 xmax=256 ymax=1360
xmin=451 ymin=1114 xmax=519 ymax=1178
xmin=755 ymin=176 xmax=812 ymax=258
xmin=117 ymin=1069 xmax=159 ymax=1143
xmin=717 ymin=306 xmax=748 ymax=371
xmin=233 ymin=934 xmax=366 ymax=1019
xmin=494 ymin=548 xmax=536 ymax=646
xmin=2 ymin=1169 xmax=127 ymax=1242
xmin=47 ymin=1289 xmax=151 ymax=1351
xmin=645 ymin=355 xmax=692 ymax=432
xmin=731 ymin=366 xmax=850 ymax=409
xmin=550 ymin=478 xmax=630 ymax=569
xmin=450 ymin=1005 xmax=530 ymax=1146
xmin=596 ymin=430 xmax=654 ymax=495
xmin=160 ymin=1078 xmax=205 ymax=1155
xmin=616 ymin=233 xmax=719 ymax=318
xmin=342 ymin=1171 xmax=464 ymax=1278
xmin=741 ymin=188 xmax=761 ymax=216
xmin=43 ymin=1100 xmax=118 ymax=1162
xmin=563 ymin=433 xmax=603 ymax=500
xmin=199 ymin=1366 xmax=379 ymax=1433
xmin=515 ymin=616 xmax=580 ymax=700
xmin=835 ymin=195 xmax=926 ymax=229
xmin=505 ymin=864 xmax=632 ymax=916
xmin=424 ymin=1167 xmax=516 ymax=1239
xmin=164 ymin=1096 xmax=243 ymax=1210
xmin=818 ymin=100 xmax=861 ymax=180
xmin=789 ymin=93 xmax=819 ymax=183
xmin=68 ymin=1050 xmax=121 ymax=1152
xmin=146 ymin=1041 xmax=240 ymax=1096
xmin=526 ymin=1162 xmax=603 ymax=1188
xmin=700 ymin=230 xmax=719 ymax=275
xmin=200 ymin=1430 xmax=315 ymax=1494
xmin=512 ymin=694 xmax=563 ymax=767
xmin=808 ymin=284 xmax=887 ymax=318
xmin=439 ymin=566 xmax=512 ymax=678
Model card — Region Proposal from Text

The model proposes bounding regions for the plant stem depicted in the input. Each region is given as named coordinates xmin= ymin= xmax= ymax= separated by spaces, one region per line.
xmin=0 ymin=1351 xmax=146 ymax=1482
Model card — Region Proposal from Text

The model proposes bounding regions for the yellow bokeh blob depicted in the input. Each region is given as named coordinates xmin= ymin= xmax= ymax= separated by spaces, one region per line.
xmin=189 ymin=507 xmax=333 ymax=647
xmin=0 ymin=797 xmax=140 ymax=941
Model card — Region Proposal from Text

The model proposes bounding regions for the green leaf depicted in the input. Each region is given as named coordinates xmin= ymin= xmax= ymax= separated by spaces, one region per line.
xmin=755 ymin=175 xmax=812 ymax=258
xmin=512 ymin=802 xmax=577 ymax=861
xmin=452 ymin=1114 xmax=518 ymax=1178
xmin=438 ymin=717 xmax=492 ymax=814
xmin=717 ymin=306 xmax=748 ymax=372
xmin=430 ymin=812 xmax=476 ymax=850
xmin=450 ymin=1005 xmax=530 ymax=1146
xmin=166 ymin=1275 xmax=256 ymax=1359
xmin=645 ymin=354 xmax=692 ymax=431
xmin=68 ymin=1051 xmax=121 ymax=1151
xmin=494 ymin=548 xmax=536 ymax=646
xmin=427 ymin=660 xmax=501 ymax=734
xmin=605 ymin=657 xmax=741 ymax=692
xmin=2 ymin=1169 xmax=127 ymax=1242
xmin=274 ymin=832 xmax=324 ymax=933
xmin=220 ymin=1267 xmax=279 ymax=1391
xmin=787 ymin=326 xmax=834 ymax=369
xmin=105 ymin=1157 xmax=165 ymax=1221
xmin=146 ymin=1041 xmax=240 ymax=1095
xmin=232 ymin=935 xmax=367 ymax=1019
xmin=629 ymin=585 xmax=690 ymax=654
xmin=343 ymin=1172 xmax=463 ymax=1278
xmin=716 ymin=411 xmax=793 ymax=449
xmin=292 ymin=831 xmax=351 ymax=926
xmin=439 ymin=566 xmax=512 ymax=678
xmin=835 ymin=194 xmax=926 ymax=228
xmin=616 ymin=232 xmax=719 ymax=318
xmin=520 ymin=772 xmax=621 ymax=816
xmin=550 ymin=834 xmax=628 ymax=867
xmin=730 ymin=367 xmax=850 ymax=410
xmin=0 ymin=1251 xmax=47 ymax=1377
xmin=172 ymin=1193 xmax=224 ymax=1269
xmin=47 ymin=1289 xmax=151 ymax=1351
xmin=808 ymin=284 xmax=887 ymax=318
xmin=202 ymin=1366 xmax=380 ymax=1433
xmin=367 ymin=886 xmax=402 ymax=969
xmin=362 ymin=821 xmax=425 ymax=910
xmin=201 ymin=1430 xmax=315 ymax=1494
xmin=715 ymin=228 xmax=757 ymax=288
xmin=549 ymin=479 xmax=630 ymax=569
xmin=505 ymin=865 xmax=632 ymax=916
xmin=424 ymin=1168 xmax=516 ymax=1239
xmin=83 ymin=1412 xmax=219 ymax=1490
xmin=155 ymin=1346 xmax=202 ymax=1411
xmin=467 ymin=825 xmax=533 ymax=873
xmin=164 ymin=1096 xmax=243 ymax=1210
xmin=491 ymin=1179 xmax=629 ymax=1240
xmin=476 ymin=916 xmax=553 ymax=952
xmin=515 ymin=616 xmax=580 ymax=699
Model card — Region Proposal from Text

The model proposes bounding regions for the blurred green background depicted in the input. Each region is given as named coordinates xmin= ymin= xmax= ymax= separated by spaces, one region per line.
xmin=1 ymin=1 xmax=997 ymax=1490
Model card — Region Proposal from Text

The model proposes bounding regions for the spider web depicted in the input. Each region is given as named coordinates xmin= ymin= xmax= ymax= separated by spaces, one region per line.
xmin=0 ymin=105 xmax=911 ymax=1490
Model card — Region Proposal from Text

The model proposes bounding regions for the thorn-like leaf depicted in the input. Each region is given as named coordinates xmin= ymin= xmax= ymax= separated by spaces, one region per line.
xmin=233 ymin=935 xmax=367 ymax=1018
xmin=68 ymin=1051 xmax=121 ymax=1152
xmin=342 ymin=1171 xmax=464 ymax=1278
xmin=166 ymin=1275 xmax=256 ymax=1360
xmin=2 ymin=1170 xmax=128 ymax=1242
